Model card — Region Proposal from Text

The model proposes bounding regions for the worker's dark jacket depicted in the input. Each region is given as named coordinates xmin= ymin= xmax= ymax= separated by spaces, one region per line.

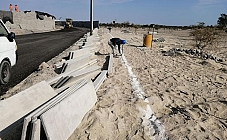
xmin=110 ymin=38 xmax=121 ymax=46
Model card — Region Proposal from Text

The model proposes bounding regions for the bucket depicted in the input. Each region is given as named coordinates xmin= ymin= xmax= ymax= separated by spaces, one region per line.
xmin=143 ymin=34 xmax=152 ymax=48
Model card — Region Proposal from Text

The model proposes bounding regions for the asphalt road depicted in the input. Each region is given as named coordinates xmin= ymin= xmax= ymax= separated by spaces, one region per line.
xmin=0 ymin=27 xmax=89 ymax=95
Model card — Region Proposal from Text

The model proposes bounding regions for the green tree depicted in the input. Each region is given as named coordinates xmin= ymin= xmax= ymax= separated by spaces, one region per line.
xmin=217 ymin=13 xmax=227 ymax=28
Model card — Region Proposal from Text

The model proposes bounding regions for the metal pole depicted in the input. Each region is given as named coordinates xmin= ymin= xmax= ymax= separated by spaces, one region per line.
xmin=90 ymin=0 xmax=93 ymax=35
xmin=152 ymin=24 xmax=155 ymax=41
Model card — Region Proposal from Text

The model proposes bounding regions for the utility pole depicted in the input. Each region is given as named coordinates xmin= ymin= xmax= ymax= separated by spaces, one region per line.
xmin=90 ymin=0 xmax=93 ymax=35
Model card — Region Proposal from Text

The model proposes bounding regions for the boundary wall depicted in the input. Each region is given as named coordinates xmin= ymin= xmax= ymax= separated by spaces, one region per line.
xmin=0 ymin=10 xmax=55 ymax=31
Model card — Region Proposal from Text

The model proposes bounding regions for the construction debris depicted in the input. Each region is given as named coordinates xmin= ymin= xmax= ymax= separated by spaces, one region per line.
xmin=162 ymin=48 xmax=225 ymax=63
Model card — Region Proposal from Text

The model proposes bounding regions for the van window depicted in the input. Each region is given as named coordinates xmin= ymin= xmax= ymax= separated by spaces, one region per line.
xmin=0 ymin=22 xmax=8 ymax=37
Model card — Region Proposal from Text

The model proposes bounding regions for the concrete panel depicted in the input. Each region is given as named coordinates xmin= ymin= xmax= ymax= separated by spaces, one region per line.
xmin=81 ymin=43 xmax=100 ymax=49
xmin=108 ymin=54 xmax=113 ymax=75
xmin=64 ymin=54 xmax=92 ymax=73
xmin=21 ymin=80 xmax=87 ymax=140
xmin=48 ymin=58 xmax=97 ymax=86
xmin=32 ymin=79 xmax=87 ymax=120
xmin=80 ymin=45 xmax=98 ymax=50
xmin=31 ymin=119 xmax=41 ymax=140
xmin=50 ymin=65 xmax=100 ymax=87
xmin=69 ymin=47 xmax=97 ymax=59
xmin=53 ymin=76 xmax=72 ymax=88
xmin=54 ymin=53 xmax=91 ymax=68
xmin=41 ymin=80 xmax=97 ymax=140
xmin=67 ymin=54 xmax=91 ymax=64
xmin=0 ymin=81 xmax=57 ymax=134
xmin=93 ymin=70 xmax=107 ymax=91
xmin=69 ymin=65 xmax=100 ymax=77
xmin=56 ymin=70 xmax=100 ymax=94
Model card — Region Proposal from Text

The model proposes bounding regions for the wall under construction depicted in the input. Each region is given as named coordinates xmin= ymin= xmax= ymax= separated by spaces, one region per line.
xmin=0 ymin=10 xmax=55 ymax=31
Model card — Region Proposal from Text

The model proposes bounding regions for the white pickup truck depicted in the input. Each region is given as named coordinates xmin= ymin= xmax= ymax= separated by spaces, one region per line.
xmin=0 ymin=19 xmax=18 ymax=85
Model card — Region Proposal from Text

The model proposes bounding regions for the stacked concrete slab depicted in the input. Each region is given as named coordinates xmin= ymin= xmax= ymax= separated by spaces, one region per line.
xmin=41 ymin=80 xmax=97 ymax=140
xmin=51 ymin=28 xmax=112 ymax=93
xmin=0 ymin=28 xmax=115 ymax=140
xmin=49 ymin=28 xmax=103 ymax=91
xmin=20 ymin=79 xmax=90 ymax=140
xmin=5 ymin=11 xmax=55 ymax=31
xmin=0 ymin=81 xmax=57 ymax=136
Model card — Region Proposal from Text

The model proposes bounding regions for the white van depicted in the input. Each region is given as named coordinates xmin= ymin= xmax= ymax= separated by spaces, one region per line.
xmin=0 ymin=19 xmax=18 ymax=85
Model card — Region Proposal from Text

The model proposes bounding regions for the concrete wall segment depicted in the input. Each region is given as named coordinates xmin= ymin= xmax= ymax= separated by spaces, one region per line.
xmin=41 ymin=80 xmax=97 ymax=140
xmin=0 ymin=81 xmax=57 ymax=134
xmin=4 ymin=11 xmax=55 ymax=31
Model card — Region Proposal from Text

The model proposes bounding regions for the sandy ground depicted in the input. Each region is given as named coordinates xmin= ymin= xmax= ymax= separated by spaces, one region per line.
xmin=69 ymin=28 xmax=227 ymax=140
xmin=2 ymin=27 xmax=227 ymax=139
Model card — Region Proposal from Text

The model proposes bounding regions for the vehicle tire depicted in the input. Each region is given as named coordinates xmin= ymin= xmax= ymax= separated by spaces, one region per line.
xmin=0 ymin=60 xmax=11 ymax=85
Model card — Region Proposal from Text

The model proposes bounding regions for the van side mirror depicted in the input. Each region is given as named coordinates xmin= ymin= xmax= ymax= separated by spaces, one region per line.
xmin=8 ymin=32 xmax=15 ymax=42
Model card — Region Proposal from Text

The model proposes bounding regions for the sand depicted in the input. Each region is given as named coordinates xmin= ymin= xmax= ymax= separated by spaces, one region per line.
xmin=2 ymin=27 xmax=227 ymax=140
xmin=69 ymin=28 xmax=227 ymax=140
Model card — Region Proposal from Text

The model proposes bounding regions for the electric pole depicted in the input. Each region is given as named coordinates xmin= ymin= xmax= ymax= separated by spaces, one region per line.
xmin=90 ymin=0 xmax=93 ymax=35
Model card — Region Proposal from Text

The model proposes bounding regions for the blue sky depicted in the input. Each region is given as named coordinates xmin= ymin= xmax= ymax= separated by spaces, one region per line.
xmin=1 ymin=0 xmax=227 ymax=26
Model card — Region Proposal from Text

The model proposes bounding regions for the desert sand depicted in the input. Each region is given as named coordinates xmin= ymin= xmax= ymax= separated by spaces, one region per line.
xmin=69 ymin=28 xmax=227 ymax=140
xmin=2 ymin=27 xmax=227 ymax=140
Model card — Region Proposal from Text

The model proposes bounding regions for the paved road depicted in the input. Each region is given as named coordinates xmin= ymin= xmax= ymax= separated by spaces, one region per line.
xmin=0 ymin=28 xmax=89 ymax=95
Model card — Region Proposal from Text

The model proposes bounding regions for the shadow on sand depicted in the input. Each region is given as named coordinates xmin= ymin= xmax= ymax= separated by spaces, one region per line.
xmin=129 ymin=44 xmax=145 ymax=48
xmin=95 ymin=51 xmax=109 ymax=56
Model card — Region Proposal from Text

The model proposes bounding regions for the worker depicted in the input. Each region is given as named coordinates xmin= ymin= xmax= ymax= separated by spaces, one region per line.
xmin=107 ymin=27 xmax=112 ymax=33
xmin=9 ymin=4 xmax=13 ymax=11
xmin=108 ymin=38 xmax=126 ymax=56
xmin=15 ymin=5 xmax=19 ymax=12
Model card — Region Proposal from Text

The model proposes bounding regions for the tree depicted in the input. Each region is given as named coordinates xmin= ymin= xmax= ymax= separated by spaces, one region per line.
xmin=123 ymin=21 xmax=130 ymax=27
xmin=198 ymin=22 xmax=205 ymax=28
xmin=217 ymin=13 xmax=227 ymax=28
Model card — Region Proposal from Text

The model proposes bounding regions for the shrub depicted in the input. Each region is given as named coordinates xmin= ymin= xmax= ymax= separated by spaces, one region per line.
xmin=190 ymin=28 xmax=221 ymax=50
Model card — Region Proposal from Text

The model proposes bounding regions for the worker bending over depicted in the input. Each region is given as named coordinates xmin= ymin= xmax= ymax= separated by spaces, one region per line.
xmin=108 ymin=38 xmax=126 ymax=56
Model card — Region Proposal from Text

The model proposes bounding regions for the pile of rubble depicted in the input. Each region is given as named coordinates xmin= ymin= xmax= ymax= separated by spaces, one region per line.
xmin=162 ymin=48 xmax=225 ymax=63
xmin=153 ymin=37 xmax=165 ymax=42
